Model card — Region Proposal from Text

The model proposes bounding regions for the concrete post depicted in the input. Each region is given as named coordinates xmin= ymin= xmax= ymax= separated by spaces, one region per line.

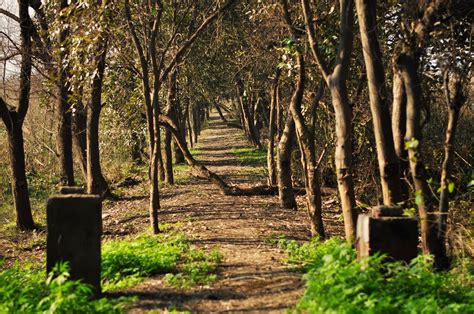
xmin=356 ymin=206 xmax=418 ymax=263
xmin=46 ymin=194 xmax=102 ymax=295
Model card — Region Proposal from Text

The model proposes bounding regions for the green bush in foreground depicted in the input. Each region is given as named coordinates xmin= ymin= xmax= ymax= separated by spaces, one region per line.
xmin=279 ymin=238 xmax=474 ymax=313
xmin=102 ymin=231 xmax=222 ymax=291
xmin=0 ymin=262 xmax=125 ymax=313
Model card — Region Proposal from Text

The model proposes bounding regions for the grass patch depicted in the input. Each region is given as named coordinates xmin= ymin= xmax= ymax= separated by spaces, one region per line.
xmin=278 ymin=237 xmax=474 ymax=313
xmin=0 ymin=262 xmax=128 ymax=313
xmin=102 ymin=229 xmax=222 ymax=291
xmin=231 ymin=147 xmax=266 ymax=166
xmin=164 ymin=249 xmax=222 ymax=288
xmin=1 ymin=227 xmax=222 ymax=311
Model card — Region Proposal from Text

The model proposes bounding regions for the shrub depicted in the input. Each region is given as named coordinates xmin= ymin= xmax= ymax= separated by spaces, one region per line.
xmin=101 ymin=233 xmax=188 ymax=291
xmin=101 ymin=231 xmax=222 ymax=291
xmin=0 ymin=262 xmax=126 ymax=313
xmin=278 ymin=238 xmax=474 ymax=313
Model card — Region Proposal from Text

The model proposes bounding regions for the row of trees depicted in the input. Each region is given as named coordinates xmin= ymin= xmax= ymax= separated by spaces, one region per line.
xmin=1 ymin=0 xmax=471 ymax=269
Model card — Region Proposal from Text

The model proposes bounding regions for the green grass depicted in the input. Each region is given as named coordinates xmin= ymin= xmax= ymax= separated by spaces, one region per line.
xmin=0 ymin=227 xmax=222 ymax=312
xmin=231 ymin=147 xmax=266 ymax=166
xmin=101 ymin=229 xmax=222 ymax=291
xmin=0 ymin=262 xmax=128 ymax=313
xmin=164 ymin=249 xmax=222 ymax=288
xmin=278 ymin=237 xmax=474 ymax=313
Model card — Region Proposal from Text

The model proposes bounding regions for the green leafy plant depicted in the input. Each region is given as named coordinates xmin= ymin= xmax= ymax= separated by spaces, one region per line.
xmin=101 ymin=232 xmax=188 ymax=291
xmin=278 ymin=238 xmax=474 ymax=313
xmin=101 ymin=230 xmax=222 ymax=291
xmin=164 ymin=249 xmax=222 ymax=288
xmin=0 ymin=261 xmax=127 ymax=313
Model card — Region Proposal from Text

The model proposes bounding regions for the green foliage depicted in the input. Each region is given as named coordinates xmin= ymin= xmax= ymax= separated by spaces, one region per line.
xmin=164 ymin=249 xmax=222 ymax=288
xmin=101 ymin=232 xmax=188 ymax=291
xmin=101 ymin=230 xmax=222 ymax=291
xmin=278 ymin=238 xmax=474 ymax=313
xmin=231 ymin=147 xmax=266 ymax=166
xmin=0 ymin=261 xmax=127 ymax=313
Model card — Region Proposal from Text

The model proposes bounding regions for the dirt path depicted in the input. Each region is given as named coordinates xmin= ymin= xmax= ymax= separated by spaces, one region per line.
xmin=119 ymin=112 xmax=319 ymax=313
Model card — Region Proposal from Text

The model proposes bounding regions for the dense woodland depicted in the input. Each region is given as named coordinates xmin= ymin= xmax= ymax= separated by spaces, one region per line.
xmin=0 ymin=0 xmax=473 ymax=312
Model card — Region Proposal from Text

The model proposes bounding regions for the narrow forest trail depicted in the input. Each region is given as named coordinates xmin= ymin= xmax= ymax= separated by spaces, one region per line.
xmin=113 ymin=112 xmax=323 ymax=313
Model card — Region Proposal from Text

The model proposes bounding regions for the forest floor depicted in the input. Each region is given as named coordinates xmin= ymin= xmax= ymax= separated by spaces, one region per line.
xmin=113 ymin=112 xmax=343 ymax=312
xmin=1 ymin=111 xmax=345 ymax=313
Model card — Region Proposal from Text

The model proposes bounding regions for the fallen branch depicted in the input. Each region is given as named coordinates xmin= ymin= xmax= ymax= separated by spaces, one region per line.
xmin=159 ymin=113 xmax=337 ymax=197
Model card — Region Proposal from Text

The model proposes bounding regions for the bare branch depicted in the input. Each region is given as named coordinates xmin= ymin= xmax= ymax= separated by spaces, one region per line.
xmin=0 ymin=96 xmax=12 ymax=131
xmin=0 ymin=8 xmax=20 ymax=23
xmin=159 ymin=0 xmax=237 ymax=85
xmin=300 ymin=0 xmax=330 ymax=79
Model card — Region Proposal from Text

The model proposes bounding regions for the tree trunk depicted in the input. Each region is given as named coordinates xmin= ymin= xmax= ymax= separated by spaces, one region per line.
xmin=72 ymin=97 xmax=88 ymax=181
xmin=391 ymin=65 xmax=409 ymax=200
xmin=355 ymin=0 xmax=402 ymax=205
xmin=186 ymin=103 xmax=194 ymax=148
xmin=215 ymin=102 xmax=228 ymax=123
xmin=437 ymin=70 xmax=465 ymax=269
xmin=288 ymin=55 xmax=325 ymax=237
xmin=267 ymin=69 xmax=280 ymax=186
xmin=164 ymin=70 xmax=177 ymax=184
xmin=329 ymin=83 xmax=357 ymax=241
xmin=149 ymin=112 xmax=161 ymax=234
xmin=192 ymin=106 xmax=200 ymax=144
xmin=86 ymin=43 xmax=109 ymax=196
xmin=277 ymin=114 xmax=297 ymax=209
xmin=236 ymin=82 xmax=262 ymax=149
xmin=0 ymin=0 xmax=35 ymax=230
xmin=301 ymin=0 xmax=358 ymax=241
xmin=164 ymin=129 xmax=174 ymax=184
xmin=55 ymin=0 xmax=75 ymax=186
xmin=7 ymin=117 xmax=35 ymax=230
xmin=398 ymin=52 xmax=441 ymax=260
xmin=276 ymin=86 xmax=283 ymax=141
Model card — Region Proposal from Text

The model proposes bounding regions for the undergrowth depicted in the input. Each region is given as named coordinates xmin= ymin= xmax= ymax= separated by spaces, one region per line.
xmin=1 ymin=227 xmax=222 ymax=312
xmin=231 ymin=147 xmax=266 ymax=166
xmin=102 ymin=230 xmax=222 ymax=291
xmin=0 ymin=262 xmax=127 ymax=313
xmin=278 ymin=237 xmax=474 ymax=313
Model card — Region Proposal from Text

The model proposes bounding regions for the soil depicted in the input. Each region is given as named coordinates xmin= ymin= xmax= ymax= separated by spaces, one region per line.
xmin=1 ymin=111 xmax=345 ymax=313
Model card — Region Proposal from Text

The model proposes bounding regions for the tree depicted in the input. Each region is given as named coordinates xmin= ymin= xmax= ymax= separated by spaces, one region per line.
xmin=301 ymin=0 xmax=358 ymax=241
xmin=355 ymin=0 xmax=402 ymax=205
xmin=0 ymin=0 xmax=35 ymax=230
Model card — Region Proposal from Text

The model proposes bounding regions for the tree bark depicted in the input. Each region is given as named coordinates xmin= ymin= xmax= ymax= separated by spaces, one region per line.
xmin=282 ymin=0 xmax=324 ymax=237
xmin=164 ymin=70 xmax=176 ymax=184
xmin=0 ymin=104 xmax=36 ymax=230
xmin=55 ymin=0 xmax=75 ymax=186
xmin=72 ymin=97 xmax=88 ymax=181
xmin=437 ymin=70 xmax=465 ymax=269
xmin=277 ymin=114 xmax=297 ymax=209
xmin=355 ymin=0 xmax=402 ymax=205
xmin=391 ymin=65 xmax=409 ymax=200
xmin=398 ymin=0 xmax=446 ymax=266
xmin=267 ymin=69 xmax=281 ymax=186
xmin=0 ymin=0 xmax=35 ymax=230
xmin=301 ymin=0 xmax=357 ymax=240
xmin=86 ymin=42 xmax=109 ymax=196
xmin=398 ymin=52 xmax=440 ymax=259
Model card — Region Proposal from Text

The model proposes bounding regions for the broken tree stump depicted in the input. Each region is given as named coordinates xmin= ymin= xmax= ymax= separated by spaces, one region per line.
xmin=46 ymin=194 xmax=102 ymax=295
xmin=356 ymin=206 xmax=418 ymax=263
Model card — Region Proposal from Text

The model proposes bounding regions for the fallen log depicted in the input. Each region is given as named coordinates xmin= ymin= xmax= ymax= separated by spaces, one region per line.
xmin=158 ymin=114 xmax=336 ymax=197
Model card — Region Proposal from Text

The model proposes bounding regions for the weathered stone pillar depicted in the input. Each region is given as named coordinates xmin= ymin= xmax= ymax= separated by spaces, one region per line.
xmin=46 ymin=194 xmax=102 ymax=295
xmin=356 ymin=205 xmax=418 ymax=263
